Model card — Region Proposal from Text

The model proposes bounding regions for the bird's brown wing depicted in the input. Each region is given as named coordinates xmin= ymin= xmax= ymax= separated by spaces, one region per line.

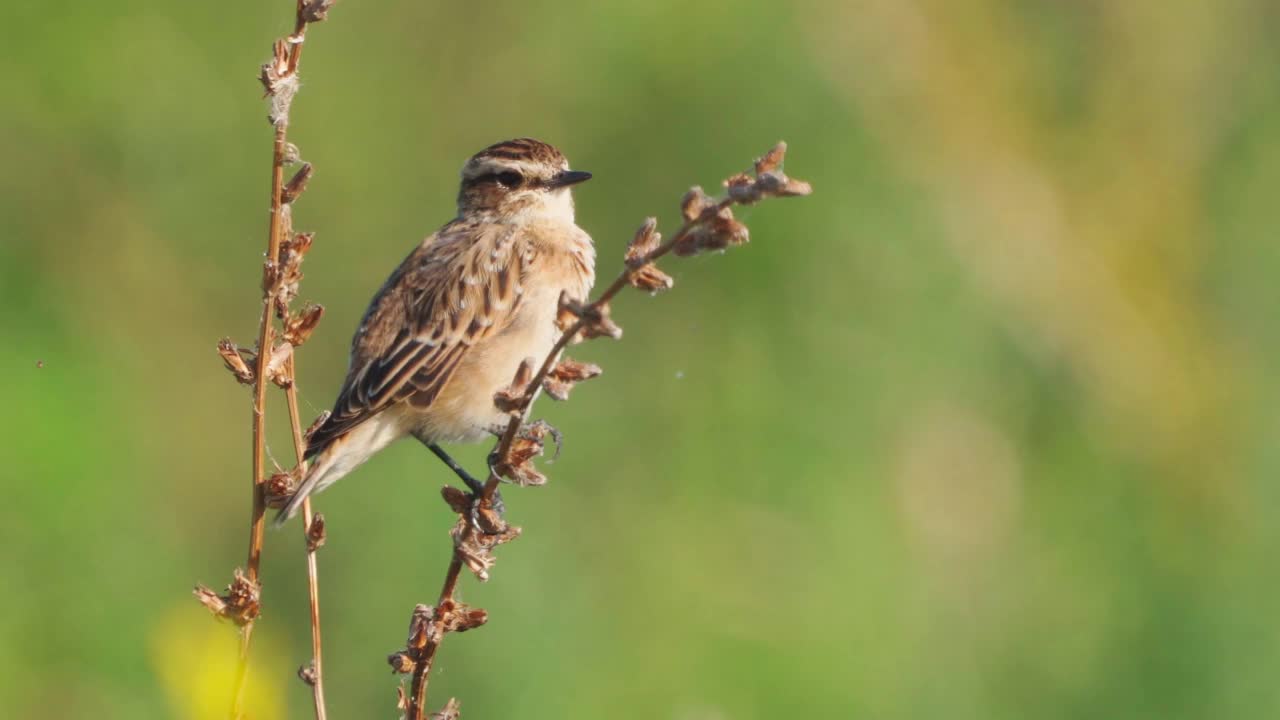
xmin=305 ymin=221 xmax=531 ymax=457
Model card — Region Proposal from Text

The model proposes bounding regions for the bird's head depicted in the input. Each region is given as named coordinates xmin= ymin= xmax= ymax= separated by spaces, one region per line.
xmin=457 ymin=138 xmax=591 ymax=222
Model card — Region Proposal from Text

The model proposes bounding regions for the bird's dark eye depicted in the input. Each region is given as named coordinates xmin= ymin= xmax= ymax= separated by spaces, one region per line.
xmin=496 ymin=171 xmax=523 ymax=187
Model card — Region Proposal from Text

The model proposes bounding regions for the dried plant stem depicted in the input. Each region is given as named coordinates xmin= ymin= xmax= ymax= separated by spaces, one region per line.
xmin=230 ymin=116 xmax=289 ymax=720
xmin=222 ymin=3 xmax=334 ymax=719
xmin=285 ymin=356 xmax=328 ymax=720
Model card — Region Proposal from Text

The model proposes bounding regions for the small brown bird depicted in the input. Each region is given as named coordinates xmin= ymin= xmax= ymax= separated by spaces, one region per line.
xmin=275 ymin=138 xmax=594 ymax=525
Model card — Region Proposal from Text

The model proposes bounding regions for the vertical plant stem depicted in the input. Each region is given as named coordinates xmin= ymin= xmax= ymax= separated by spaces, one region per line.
xmin=285 ymin=355 xmax=328 ymax=720
xmin=232 ymin=118 xmax=290 ymax=720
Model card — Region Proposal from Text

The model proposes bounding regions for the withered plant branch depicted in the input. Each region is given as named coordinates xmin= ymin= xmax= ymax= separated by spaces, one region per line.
xmin=223 ymin=3 xmax=334 ymax=720
xmin=400 ymin=143 xmax=811 ymax=718
xmin=285 ymin=355 xmax=328 ymax=720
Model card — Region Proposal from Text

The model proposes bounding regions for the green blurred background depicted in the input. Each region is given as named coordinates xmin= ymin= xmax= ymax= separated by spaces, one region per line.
xmin=4 ymin=1 xmax=1280 ymax=718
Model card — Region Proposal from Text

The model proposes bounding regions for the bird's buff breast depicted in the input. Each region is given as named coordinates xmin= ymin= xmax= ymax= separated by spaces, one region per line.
xmin=414 ymin=276 xmax=579 ymax=443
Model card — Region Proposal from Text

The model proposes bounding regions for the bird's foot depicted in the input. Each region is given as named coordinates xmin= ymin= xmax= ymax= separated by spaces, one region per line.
xmin=469 ymin=486 xmax=506 ymax=535
xmin=518 ymin=419 xmax=563 ymax=461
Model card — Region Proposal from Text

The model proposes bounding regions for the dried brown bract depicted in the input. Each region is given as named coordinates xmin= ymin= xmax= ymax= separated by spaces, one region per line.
xmin=451 ymin=518 xmax=522 ymax=581
xmin=301 ymin=0 xmax=336 ymax=23
xmin=559 ymin=296 xmax=623 ymax=340
xmin=625 ymin=218 xmax=674 ymax=293
xmin=265 ymin=342 xmax=295 ymax=389
xmin=217 ymin=338 xmax=255 ymax=384
xmin=306 ymin=513 xmax=327 ymax=552
xmin=194 ymin=569 xmax=261 ymax=626
xmin=285 ymin=303 xmax=325 ymax=347
xmin=273 ymin=231 xmax=315 ymax=310
xmin=407 ymin=603 xmax=436 ymax=649
xmin=543 ymin=357 xmax=602 ymax=401
xmin=440 ymin=485 xmax=472 ymax=515
xmin=388 ymin=652 xmax=417 ymax=675
xmin=260 ymin=40 xmax=299 ymax=126
xmin=430 ymin=698 xmax=462 ymax=720
xmin=436 ymin=599 xmax=489 ymax=634
xmin=626 ymin=217 xmax=662 ymax=264
xmin=264 ymin=471 xmax=296 ymax=509
xmin=494 ymin=422 xmax=551 ymax=487
xmin=281 ymin=163 xmax=314 ymax=205
xmin=493 ymin=358 xmax=535 ymax=414
xmin=672 ymin=205 xmax=749 ymax=256
xmin=681 ymin=186 xmax=715 ymax=222
xmin=629 ymin=263 xmax=675 ymax=293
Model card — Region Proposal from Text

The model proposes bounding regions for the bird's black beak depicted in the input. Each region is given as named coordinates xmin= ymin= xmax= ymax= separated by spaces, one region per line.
xmin=549 ymin=170 xmax=592 ymax=188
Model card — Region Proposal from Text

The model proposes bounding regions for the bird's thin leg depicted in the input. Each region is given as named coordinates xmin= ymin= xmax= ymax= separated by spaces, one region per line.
xmin=425 ymin=441 xmax=485 ymax=494
xmin=419 ymin=438 xmax=505 ymax=532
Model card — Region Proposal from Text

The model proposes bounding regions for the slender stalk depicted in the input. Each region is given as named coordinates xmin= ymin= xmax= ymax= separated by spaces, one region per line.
xmin=229 ymin=3 xmax=328 ymax=717
xmin=285 ymin=356 xmax=328 ymax=720
xmin=231 ymin=116 xmax=290 ymax=720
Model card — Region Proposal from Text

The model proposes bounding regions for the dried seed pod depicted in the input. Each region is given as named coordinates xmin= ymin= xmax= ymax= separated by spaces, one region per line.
xmin=437 ymin=599 xmax=489 ymax=633
xmin=581 ymin=302 xmax=622 ymax=340
xmin=193 ymin=568 xmax=261 ymax=626
xmin=284 ymin=303 xmax=325 ymax=346
xmin=754 ymin=141 xmax=788 ymax=174
xmin=430 ymin=698 xmax=462 ymax=720
xmin=217 ymin=338 xmax=255 ymax=384
xmin=306 ymin=512 xmax=326 ymax=552
xmin=264 ymin=471 xmax=296 ymax=508
xmin=542 ymin=377 xmax=572 ymax=401
xmin=629 ymin=263 xmax=674 ymax=293
xmin=265 ymin=342 xmax=295 ymax=388
xmin=681 ymin=186 xmax=715 ymax=222
xmin=407 ymin=603 xmax=436 ymax=648
xmin=387 ymin=652 xmax=417 ymax=675
xmin=450 ymin=517 xmax=522 ymax=581
xmin=280 ymin=163 xmax=313 ymax=204
xmin=301 ymin=0 xmax=336 ymax=22
xmin=451 ymin=519 xmax=497 ymax=580
xmin=542 ymin=358 xmax=602 ymax=401
xmin=493 ymin=358 xmax=535 ymax=414
xmin=626 ymin=217 xmax=662 ymax=266
xmin=440 ymin=485 xmax=472 ymax=515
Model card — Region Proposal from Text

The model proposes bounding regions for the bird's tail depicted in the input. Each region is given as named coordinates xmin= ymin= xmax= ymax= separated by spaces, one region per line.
xmin=272 ymin=446 xmax=341 ymax=527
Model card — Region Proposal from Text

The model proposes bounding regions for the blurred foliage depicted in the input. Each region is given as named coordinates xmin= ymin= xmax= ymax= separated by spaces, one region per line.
xmin=3 ymin=1 xmax=1279 ymax=718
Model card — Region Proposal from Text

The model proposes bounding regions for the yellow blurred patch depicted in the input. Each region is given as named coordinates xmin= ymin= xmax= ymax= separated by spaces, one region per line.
xmin=149 ymin=605 xmax=285 ymax=720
